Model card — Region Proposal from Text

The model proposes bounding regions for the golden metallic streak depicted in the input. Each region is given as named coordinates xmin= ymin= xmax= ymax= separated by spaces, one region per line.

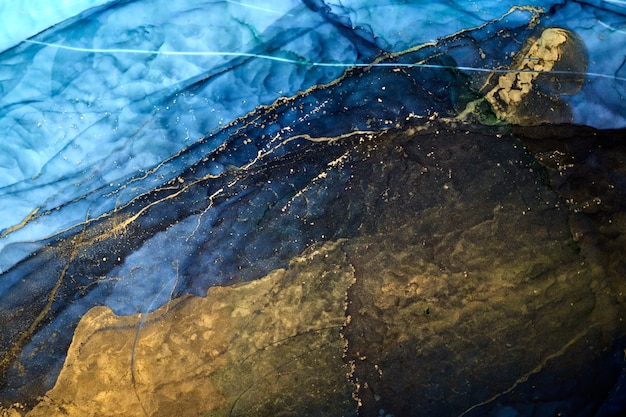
xmin=279 ymin=149 xmax=353 ymax=214
xmin=94 ymin=124 xmax=374 ymax=239
xmin=97 ymin=174 xmax=219 ymax=241
xmin=187 ymin=187 xmax=224 ymax=241
xmin=215 ymin=6 xmax=545 ymax=149
xmin=0 ymin=227 xmax=81 ymax=379
xmin=32 ymin=170 xmax=220 ymax=246
xmin=0 ymin=207 xmax=40 ymax=239
xmin=52 ymin=123 xmax=378 ymax=243
xmin=79 ymin=127 xmax=375 ymax=242
xmin=382 ymin=6 xmax=543 ymax=64
xmin=239 ymin=130 xmax=379 ymax=171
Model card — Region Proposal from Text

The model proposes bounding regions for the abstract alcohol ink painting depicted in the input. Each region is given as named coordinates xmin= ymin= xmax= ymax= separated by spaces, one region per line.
xmin=1 ymin=1 xmax=625 ymax=416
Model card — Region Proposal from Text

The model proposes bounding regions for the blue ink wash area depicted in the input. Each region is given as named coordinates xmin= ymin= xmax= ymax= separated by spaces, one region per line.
xmin=1 ymin=0 xmax=626 ymax=416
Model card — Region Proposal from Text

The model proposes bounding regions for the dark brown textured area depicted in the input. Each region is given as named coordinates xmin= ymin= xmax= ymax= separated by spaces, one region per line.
xmin=6 ymin=123 xmax=626 ymax=417
xmin=340 ymin=123 xmax=610 ymax=417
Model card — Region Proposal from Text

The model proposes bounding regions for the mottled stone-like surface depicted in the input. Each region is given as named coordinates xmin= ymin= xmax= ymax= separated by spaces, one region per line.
xmin=10 ymin=122 xmax=625 ymax=417
xmin=26 ymin=240 xmax=355 ymax=417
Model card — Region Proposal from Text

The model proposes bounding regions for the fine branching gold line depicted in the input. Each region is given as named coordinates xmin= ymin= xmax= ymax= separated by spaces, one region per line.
xmin=2 ymin=4 xmax=547 ymax=245
xmin=98 ymin=174 xmax=220 ymax=241
xmin=0 ymin=207 xmax=40 ymax=238
xmin=0 ymin=221 xmax=83 ymax=379
xmin=239 ymin=129 xmax=379 ymax=171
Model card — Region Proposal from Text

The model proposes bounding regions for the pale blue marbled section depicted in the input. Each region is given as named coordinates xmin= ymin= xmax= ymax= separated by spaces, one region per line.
xmin=0 ymin=0 xmax=111 ymax=53
xmin=0 ymin=0 xmax=353 ymax=259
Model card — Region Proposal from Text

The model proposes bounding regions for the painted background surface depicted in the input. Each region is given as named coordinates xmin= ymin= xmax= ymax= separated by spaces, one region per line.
xmin=1 ymin=1 xmax=626 ymax=416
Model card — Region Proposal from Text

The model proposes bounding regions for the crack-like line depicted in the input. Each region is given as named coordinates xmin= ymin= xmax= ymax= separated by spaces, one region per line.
xmin=130 ymin=265 xmax=180 ymax=417
xmin=457 ymin=327 xmax=596 ymax=417
xmin=0 ymin=211 xmax=88 ymax=384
